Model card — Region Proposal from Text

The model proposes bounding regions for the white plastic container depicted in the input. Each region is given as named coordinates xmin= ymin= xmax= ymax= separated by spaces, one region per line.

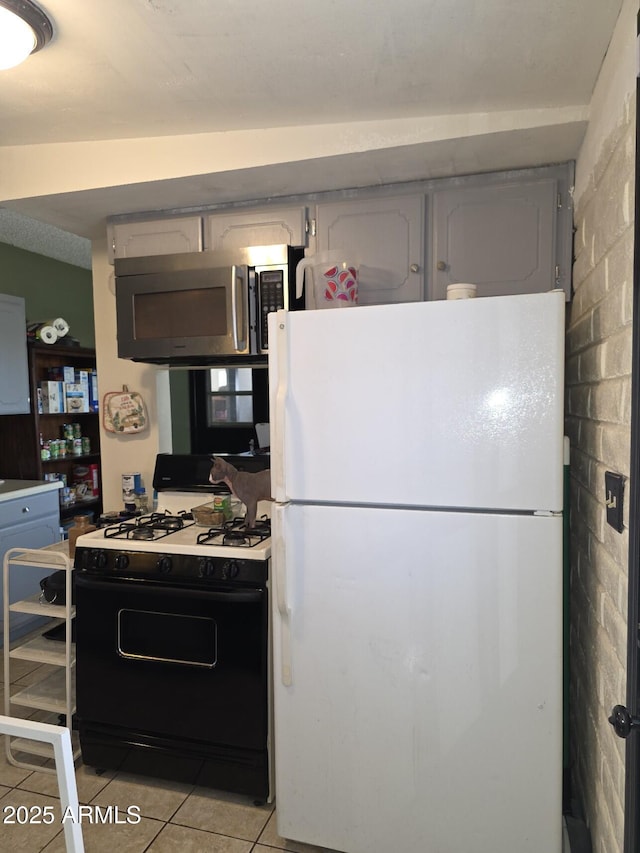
xmin=447 ymin=283 xmax=477 ymax=299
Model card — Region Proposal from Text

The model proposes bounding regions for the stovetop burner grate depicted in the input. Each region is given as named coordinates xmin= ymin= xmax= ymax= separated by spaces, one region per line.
xmin=197 ymin=516 xmax=271 ymax=548
xmin=103 ymin=511 xmax=196 ymax=541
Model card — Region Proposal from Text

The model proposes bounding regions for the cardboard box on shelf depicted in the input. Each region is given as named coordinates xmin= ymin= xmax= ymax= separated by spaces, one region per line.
xmin=40 ymin=381 xmax=64 ymax=413
xmin=72 ymin=464 xmax=99 ymax=499
xmin=89 ymin=371 xmax=99 ymax=412
xmin=64 ymin=383 xmax=89 ymax=413
xmin=88 ymin=463 xmax=100 ymax=496
xmin=47 ymin=365 xmax=76 ymax=384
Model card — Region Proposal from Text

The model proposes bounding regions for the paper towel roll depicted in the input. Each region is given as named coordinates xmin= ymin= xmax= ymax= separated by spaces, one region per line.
xmin=36 ymin=325 xmax=58 ymax=344
xmin=48 ymin=317 xmax=69 ymax=337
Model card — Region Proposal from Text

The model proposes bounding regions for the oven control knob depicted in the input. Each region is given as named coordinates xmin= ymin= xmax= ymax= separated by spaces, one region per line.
xmin=198 ymin=558 xmax=216 ymax=578
xmin=157 ymin=555 xmax=172 ymax=574
xmin=84 ymin=549 xmax=108 ymax=570
xmin=114 ymin=553 xmax=129 ymax=570
xmin=222 ymin=559 xmax=240 ymax=580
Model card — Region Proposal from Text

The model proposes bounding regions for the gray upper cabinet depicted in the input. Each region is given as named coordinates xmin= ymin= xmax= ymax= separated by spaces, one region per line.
xmin=0 ymin=294 xmax=29 ymax=415
xmin=430 ymin=175 xmax=569 ymax=300
xmin=204 ymin=206 xmax=308 ymax=251
xmin=104 ymin=164 xmax=573 ymax=300
xmin=315 ymin=195 xmax=425 ymax=306
xmin=107 ymin=215 xmax=203 ymax=263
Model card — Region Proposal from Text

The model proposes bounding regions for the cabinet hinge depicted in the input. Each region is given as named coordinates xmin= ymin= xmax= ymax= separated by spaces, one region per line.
xmin=557 ymin=192 xmax=562 ymax=210
xmin=306 ymin=218 xmax=316 ymax=238
xmin=555 ymin=264 xmax=561 ymax=285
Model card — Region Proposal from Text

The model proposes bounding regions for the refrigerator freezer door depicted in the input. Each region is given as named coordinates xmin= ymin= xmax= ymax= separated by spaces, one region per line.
xmin=272 ymin=502 xmax=563 ymax=853
xmin=269 ymin=290 xmax=564 ymax=512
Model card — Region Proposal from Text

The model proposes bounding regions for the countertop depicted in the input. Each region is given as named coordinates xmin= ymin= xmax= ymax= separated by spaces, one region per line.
xmin=0 ymin=479 xmax=63 ymax=503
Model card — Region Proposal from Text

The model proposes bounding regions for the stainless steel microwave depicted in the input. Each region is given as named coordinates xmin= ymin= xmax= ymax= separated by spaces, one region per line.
xmin=114 ymin=244 xmax=305 ymax=365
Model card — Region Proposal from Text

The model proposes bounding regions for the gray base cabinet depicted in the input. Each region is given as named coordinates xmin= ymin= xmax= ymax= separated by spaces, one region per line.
xmin=0 ymin=486 xmax=61 ymax=643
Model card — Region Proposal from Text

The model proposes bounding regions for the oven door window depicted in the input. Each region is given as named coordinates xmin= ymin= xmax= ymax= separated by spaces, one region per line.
xmin=118 ymin=609 xmax=217 ymax=668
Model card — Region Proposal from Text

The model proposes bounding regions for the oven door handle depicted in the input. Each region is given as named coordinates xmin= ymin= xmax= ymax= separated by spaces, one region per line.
xmin=75 ymin=574 xmax=264 ymax=604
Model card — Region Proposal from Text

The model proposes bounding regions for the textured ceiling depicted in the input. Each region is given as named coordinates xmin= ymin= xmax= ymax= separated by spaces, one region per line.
xmin=0 ymin=0 xmax=623 ymax=147
xmin=0 ymin=0 xmax=625 ymax=265
xmin=0 ymin=209 xmax=91 ymax=268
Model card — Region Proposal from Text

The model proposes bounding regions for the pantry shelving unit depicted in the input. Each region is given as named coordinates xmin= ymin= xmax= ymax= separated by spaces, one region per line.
xmin=3 ymin=540 xmax=79 ymax=772
xmin=0 ymin=343 xmax=102 ymax=523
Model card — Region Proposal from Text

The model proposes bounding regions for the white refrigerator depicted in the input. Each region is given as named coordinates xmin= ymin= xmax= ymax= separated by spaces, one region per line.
xmin=267 ymin=290 xmax=565 ymax=853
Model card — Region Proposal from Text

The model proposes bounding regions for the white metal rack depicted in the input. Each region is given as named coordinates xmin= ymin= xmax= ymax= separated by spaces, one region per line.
xmin=3 ymin=540 xmax=79 ymax=771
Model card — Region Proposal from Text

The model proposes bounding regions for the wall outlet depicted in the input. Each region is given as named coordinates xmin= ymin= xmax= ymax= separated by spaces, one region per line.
xmin=605 ymin=471 xmax=624 ymax=533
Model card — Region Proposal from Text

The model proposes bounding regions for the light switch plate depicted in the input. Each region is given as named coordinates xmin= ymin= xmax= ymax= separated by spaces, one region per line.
xmin=605 ymin=471 xmax=624 ymax=533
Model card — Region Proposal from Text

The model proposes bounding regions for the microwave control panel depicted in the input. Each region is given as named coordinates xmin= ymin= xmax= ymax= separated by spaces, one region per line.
xmin=258 ymin=269 xmax=286 ymax=351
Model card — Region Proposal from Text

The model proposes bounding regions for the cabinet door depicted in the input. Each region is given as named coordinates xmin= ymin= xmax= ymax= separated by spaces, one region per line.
xmin=0 ymin=294 xmax=29 ymax=415
xmin=315 ymin=195 xmax=424 ymax=305
xmin=108 ymin=216 xmax=203 ymax=262
xmin=0 ymin=512 xmax=60 ymax=642
xmin=204 ymin=206 xmax=308 ymax=251
xmin=431 ymin=179 xmax=558 ymax=300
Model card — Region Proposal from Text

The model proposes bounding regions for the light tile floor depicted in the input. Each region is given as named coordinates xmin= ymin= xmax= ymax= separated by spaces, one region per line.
xmin=0 ymin=642 xmax=341 ymax=853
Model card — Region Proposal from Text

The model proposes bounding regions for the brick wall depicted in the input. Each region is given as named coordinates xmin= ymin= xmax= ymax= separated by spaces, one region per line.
xmin=566 ymin=93 xmax=635 ymax=852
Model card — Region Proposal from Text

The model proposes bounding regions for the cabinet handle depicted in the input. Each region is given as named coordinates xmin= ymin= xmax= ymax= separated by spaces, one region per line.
xmin=410 ymin=263 xmax=421 ymax=274
xmin=22 ymin=506 xmax=30 ymax=513
xmin=437 ymin=260 xmax=447 ymax=271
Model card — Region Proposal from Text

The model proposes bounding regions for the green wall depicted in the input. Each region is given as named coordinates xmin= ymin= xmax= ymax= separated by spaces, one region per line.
xmin=0 ymin=242 xmax=94 ymax=348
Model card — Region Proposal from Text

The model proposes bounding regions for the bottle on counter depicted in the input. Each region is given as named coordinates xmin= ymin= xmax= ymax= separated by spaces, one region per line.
xmin=67 ymin=514 xmax=96 ymax=558
xmin=135 ymin=488 xmax=150 ymax=514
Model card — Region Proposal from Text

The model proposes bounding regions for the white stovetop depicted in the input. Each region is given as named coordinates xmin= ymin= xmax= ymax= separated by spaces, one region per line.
xmin=75 ymin=525 xmax=271 ymax=561
xmin=75 ymin=492 xmax=272 ymax=561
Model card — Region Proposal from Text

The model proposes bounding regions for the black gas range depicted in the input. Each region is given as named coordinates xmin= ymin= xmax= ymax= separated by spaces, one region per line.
xmin=73 ymin=453 xmax=273 ymax=801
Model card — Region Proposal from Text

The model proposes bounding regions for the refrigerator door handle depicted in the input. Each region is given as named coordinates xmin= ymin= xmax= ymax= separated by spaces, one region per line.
xmin=272 ymin=311 xmax=288 ymax=502
xmin=274 ymin=528 xmax=293 ymax=686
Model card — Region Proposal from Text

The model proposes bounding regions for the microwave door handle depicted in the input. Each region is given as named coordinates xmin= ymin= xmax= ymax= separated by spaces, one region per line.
xmin=231 ymin=265 xmax=246 ymax=352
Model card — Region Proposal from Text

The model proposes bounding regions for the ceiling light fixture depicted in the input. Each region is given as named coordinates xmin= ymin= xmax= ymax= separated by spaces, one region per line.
xmin=0 ymin=0 xmax=53 ymax=71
